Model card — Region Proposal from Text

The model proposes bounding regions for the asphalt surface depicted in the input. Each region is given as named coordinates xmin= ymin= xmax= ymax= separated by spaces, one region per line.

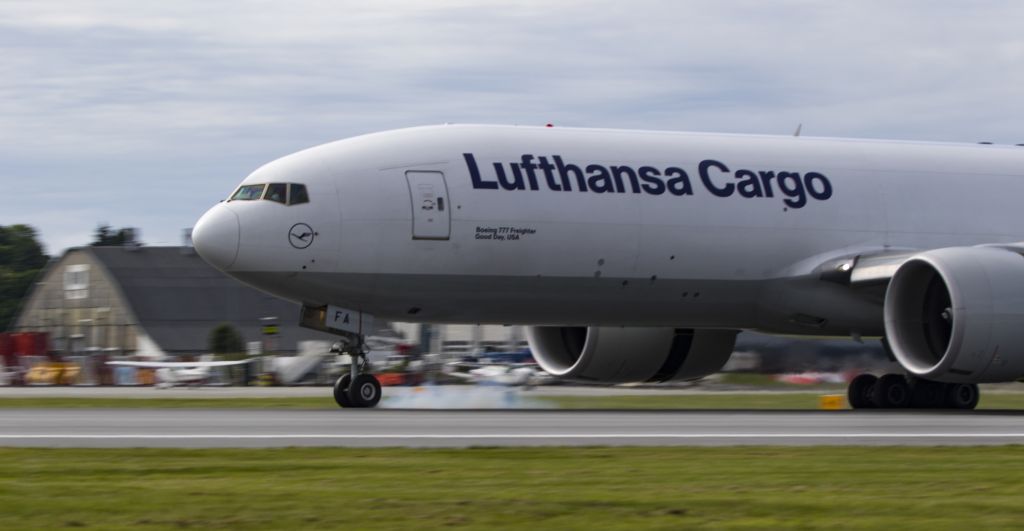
xmin=0 ymin=384 xmax=821 ymax=398
xmin=1 ymin=408 xmax=1022 ymax=448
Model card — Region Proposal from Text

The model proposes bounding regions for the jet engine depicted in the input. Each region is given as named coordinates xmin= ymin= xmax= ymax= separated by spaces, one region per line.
xmin=884 ymin=246 xmax=1024 ymax=383
xmin=525 ymin=326 xmax=738 ymax=383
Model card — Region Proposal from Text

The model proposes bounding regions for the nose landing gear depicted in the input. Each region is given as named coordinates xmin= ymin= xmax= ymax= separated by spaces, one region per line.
xmin=331 ymin=339 xmax=382 ymax=408
xmin=847 ymin=373 xmax=979 ymax=410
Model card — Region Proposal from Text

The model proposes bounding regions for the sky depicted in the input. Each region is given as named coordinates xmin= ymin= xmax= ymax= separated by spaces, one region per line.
xmin=2 ymin=0 xmax=1024 ymax=255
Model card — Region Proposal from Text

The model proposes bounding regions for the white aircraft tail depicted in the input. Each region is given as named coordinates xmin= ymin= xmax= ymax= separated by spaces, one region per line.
xmin=275 ymin=341 xmax=330 ymax=385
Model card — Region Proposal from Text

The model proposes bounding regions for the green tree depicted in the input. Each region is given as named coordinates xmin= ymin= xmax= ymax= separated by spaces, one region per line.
xmin=91 ymin=224 xmax=138 ymax=246
xmin=0 ymin=225 xmax=48 ymax=331
xmin=208 ymin=323 xmax=245 ymax=355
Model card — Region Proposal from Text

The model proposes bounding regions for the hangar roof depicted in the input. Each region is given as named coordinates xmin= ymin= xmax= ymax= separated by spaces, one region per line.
xmin=88 ymin=246 xmax=337 ymax=354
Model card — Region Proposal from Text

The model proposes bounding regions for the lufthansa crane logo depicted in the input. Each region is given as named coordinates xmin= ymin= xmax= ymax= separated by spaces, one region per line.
xmin=288 ymin=223 xmax=315 ymax=249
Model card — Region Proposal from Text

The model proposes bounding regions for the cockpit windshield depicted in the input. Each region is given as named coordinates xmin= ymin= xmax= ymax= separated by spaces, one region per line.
xmin=289 ymin=184 xmax=309 ymax=205
xmin=230 ymin=184 xmax=266 ymax=201
xmin=228 ymin=183 xmax=310 ymax=205
xmin=265 ymin=183 xmax=287 ymax=204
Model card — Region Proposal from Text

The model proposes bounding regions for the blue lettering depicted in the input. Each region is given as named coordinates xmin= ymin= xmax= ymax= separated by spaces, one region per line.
xmin=735 ymin=169 xmax=763 ymax=198
xmin=536 ymin=156 xmax=562 ymax=191
xmin=465 ymin=153 xmax=497 ymax=190
xmin=554 ymin=155 xmax=586 ymax=192
xmin=638 ymin=166 xmax=666 ymax=195
xmin=699 ymin=159 xmax=733 ymax=197
xmin=520 ymin=154 xmax=540 ymax=190
xmin=611 ymin=165 xmax=640 ymax=194
xmin=586 ymin=164 xmax=614 ymax=193
xmin=758 ymin=171 xmax=776 ymax=197
xmin=776 ymin=171 xmax=807 ymax=208
xmin=805 ymin=172 xmax=833 ymax=200
xmin=495 ymin=163 xmax=525 ymax=190
xmin=462 ymin=153 xmax=834 ymax=207
xmin=664 ymin=167 xmax=692 ymax=196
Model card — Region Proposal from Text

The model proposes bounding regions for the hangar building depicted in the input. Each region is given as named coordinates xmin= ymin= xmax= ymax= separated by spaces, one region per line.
xmin=12 ymin=245 xmax=339 ymax=358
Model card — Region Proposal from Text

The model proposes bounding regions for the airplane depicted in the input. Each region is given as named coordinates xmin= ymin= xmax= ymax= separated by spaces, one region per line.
xmin=191 ymin=123 xmax=1024 ymax=409
xmin=443 ymin=347 xmax=549 ymax=387
xmin=107 ymin=356 xmax=255 ymax=388
xmin=465 ymin=348 xmax=536 ymax=365
xmin=443 ymin=361 xmax=549 ymax=388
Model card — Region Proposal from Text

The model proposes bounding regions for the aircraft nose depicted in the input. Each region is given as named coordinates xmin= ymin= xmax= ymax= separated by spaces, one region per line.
xmin=193 ymin=203 xmax=240 ymax=270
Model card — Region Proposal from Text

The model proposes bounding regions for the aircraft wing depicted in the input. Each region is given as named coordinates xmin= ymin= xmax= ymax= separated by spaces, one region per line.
xmin=813 ymin=249 xmax=914 ymax=287
xmin=107 ymin=359 xmax=255 ymax=369
xmin=815 ymin=244 xmax=1024 ymax=288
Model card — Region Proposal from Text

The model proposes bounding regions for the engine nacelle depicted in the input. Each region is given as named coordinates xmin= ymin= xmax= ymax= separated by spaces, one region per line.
xmin=526 ymin=326 xmax=738 ymax=383
xmin=884 ymin=247 xmax=1024 ymax=383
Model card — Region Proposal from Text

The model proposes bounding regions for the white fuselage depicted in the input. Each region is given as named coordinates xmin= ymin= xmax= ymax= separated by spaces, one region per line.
xmin=192 ymin=125 xmax=1024 ymax=338
xmin=155 ymin=366 xmax=211 ymax=387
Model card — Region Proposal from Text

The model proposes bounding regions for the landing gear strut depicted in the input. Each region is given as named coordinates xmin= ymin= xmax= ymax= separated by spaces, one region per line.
xmin=331 ymin=338 xmax=382 ymax=408
xmin=847 ymin=373 xmax=978 ymax=410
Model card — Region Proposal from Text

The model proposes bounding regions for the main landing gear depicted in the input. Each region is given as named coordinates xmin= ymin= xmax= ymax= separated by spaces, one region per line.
xmin=332 ymin=340 xmax=382 ymax=408
xmin=847 ymin=373 xmax=979 ymax=410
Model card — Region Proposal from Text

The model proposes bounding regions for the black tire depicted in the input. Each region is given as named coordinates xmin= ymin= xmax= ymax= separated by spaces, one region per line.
xmin=872 ymin=374 xmax=911 ymax=408
xmin=944 ymin=383 xmax=980 ymax=410
xmin=847 ymin=374 xmax=878 ymax=409
xmin=347 ymin=374 xmax=382 ymax=408
xmin=333 ymin=374 xmax=353 ymax=408
xmin=909 ymin=379 xmax=946 ymax=408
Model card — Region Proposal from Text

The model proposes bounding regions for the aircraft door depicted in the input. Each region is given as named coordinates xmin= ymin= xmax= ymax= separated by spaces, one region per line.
xmin=405 ymin=171 xmax=451 ymax=240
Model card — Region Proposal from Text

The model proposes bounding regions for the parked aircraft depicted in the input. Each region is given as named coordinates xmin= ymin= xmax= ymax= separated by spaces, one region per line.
xmin=465 ymin=348 xmax=535 ymax=365
xmin=108 ymin=356 xmax=254 ymax=388
xmin=193 ymin=124 xmax=1024 ymax=408
xmin=444 ymin=362 xmax=548 ymax=388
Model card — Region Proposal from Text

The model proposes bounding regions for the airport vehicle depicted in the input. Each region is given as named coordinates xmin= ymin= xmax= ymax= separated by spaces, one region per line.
xmin=192 ymin=124 xmax=1024 ymax=409
xmin=107 ymin=356 xmax=254 ymax=388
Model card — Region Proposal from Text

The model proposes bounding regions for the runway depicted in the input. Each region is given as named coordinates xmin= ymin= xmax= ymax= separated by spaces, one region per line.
xmin=2 ymin=408 xmax=1023 ymax=447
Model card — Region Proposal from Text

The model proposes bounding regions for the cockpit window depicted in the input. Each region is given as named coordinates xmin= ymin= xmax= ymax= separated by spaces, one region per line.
xmin=228 ymin=182 xmax=307 ymax=205
xmin=265 ymin=183 xmax=287 ymax=204
xmin=230 ymin=184 xmax=265 ymax=201
xmin=289 ymin=184 xmax=309 ymax=205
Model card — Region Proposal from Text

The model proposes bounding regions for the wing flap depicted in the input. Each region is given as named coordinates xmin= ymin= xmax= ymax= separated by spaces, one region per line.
xmin=817 ymin=244 xmax=1024 ymax=287
xmin=847 ymin=252 xmax=916 ymax=286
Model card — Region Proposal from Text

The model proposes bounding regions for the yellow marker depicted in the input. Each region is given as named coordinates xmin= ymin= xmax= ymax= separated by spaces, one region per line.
xmin=819 ymin=394 xmax=846 ymax=410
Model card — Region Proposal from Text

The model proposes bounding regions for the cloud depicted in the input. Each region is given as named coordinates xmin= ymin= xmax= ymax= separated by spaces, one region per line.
xmin=1 ymin=1 xmax=1024 ymax=253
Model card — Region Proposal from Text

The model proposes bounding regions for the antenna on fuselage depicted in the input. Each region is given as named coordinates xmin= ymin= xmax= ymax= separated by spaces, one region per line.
xmin=793 ymin=123 xmax=803 ymax=137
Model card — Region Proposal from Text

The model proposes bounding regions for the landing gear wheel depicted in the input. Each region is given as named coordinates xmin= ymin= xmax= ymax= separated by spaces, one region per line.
xmin=910 ymin=379 xmax=946 ymax=408
xmin=872 ymin=374 xmax=911 ymax=409
xmin=333 ymin=374 xmax=353 ymax=408
xmin=944 ymin=383 xmax=979 ymax=410
xmin=347 ymin=374 xmax=382 ymax=408
xmin=847 ymin=374 xmax=878 ymax=409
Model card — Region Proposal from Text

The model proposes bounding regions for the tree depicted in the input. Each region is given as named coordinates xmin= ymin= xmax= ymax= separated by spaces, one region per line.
xmin=0 ymin=225 xmax=48 ymax=331
xmin=208 ymin=323 xmax=245 ymax=355
xmin=91 ymin=224 xmax=138 ymax=246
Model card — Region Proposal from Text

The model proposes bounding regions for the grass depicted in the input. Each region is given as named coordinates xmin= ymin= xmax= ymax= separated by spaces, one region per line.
xmin=1 ymin=446 xmax=1023 ymax=529
xmin=0 ymin=391 xmax=1023 ymax=410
